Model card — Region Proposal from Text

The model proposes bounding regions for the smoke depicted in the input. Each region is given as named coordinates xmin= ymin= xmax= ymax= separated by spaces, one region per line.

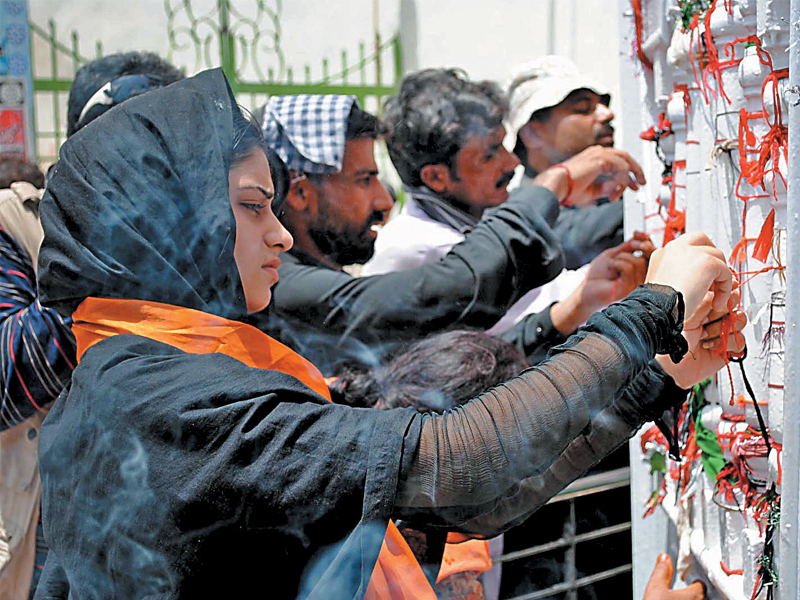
xmin=40 ymin=412 xmax=175 ymax=597
xmin=297 ymin=522 xmax=388 ymax=600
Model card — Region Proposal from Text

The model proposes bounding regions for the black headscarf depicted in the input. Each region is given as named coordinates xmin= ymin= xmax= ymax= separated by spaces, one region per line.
xmin=38 ymin=68 xmax=248 ymax=321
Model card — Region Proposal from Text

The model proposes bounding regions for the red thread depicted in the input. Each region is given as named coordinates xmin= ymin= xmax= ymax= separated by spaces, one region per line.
xmin=631 ymin=0 xmax=654 ymax=70
xmin=720 ymin=561 xmax=744 ymax=576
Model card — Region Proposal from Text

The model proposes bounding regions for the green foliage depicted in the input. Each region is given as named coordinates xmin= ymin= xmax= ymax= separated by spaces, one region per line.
xmin=678 ymin=0 xmax=711 ymax=30
xmin=650 ymin=451 xmax=666 ymax=475
xmin=689 ymin=379 xmax=727 ymax=480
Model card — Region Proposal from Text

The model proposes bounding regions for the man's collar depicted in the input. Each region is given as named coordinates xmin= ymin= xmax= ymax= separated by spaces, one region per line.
xmin=404 ymin=185 xmax=478 ymax=234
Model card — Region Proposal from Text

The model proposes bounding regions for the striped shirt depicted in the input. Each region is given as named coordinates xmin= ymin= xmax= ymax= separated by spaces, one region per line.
xmin=0 ymin=226 xmax=75 ymax=430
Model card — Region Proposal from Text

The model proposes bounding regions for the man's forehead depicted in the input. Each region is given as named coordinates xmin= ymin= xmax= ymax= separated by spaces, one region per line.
xmin=339 ymin=138 xmax=378 ymax=174
xmin=463 ymin=124 xmax=506 ymax=148
xmin=560 ymin=88 xmax=609 ymax=106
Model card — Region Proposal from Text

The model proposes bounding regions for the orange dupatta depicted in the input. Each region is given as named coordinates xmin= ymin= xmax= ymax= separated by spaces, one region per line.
xmin=72 ymin=297 xmax=331 ymax=399
xmin=72 ymin=297 xmax=442 ymax=600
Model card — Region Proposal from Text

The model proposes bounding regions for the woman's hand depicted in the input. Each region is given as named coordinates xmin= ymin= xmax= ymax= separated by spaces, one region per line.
xmin=643 ymin=554 xmax=706 ymax=600
xmin=645 ymin=232 xmax=735 ymax=323
xmin=656 ymin=286 xmax=747 ymax=389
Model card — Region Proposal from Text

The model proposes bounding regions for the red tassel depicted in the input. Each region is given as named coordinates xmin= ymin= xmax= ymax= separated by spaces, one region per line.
xmin=729 ymin=238 xmax=748 ymax=266
xmin=713 ymin=314 xmax=734 ymax=359
xmin=752 ymin=208 xmax=775 ymax=263
xmin=662 ymin=210 xmax=685 ymax=246
xmin=640 ymin=126 xmax=657 ymax=141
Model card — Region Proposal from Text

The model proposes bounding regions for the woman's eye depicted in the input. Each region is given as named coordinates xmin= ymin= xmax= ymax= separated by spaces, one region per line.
xmin=241 ymin=202 xmax=265 ymax=214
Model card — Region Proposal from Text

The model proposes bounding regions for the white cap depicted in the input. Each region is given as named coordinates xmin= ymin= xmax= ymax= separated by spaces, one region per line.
xmin=504 ymin=56 xmax=611 ymax=149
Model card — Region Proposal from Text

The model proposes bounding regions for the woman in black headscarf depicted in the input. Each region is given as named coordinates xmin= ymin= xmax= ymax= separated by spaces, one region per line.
xmin=35 ymin=69 xmax=741 ymax=600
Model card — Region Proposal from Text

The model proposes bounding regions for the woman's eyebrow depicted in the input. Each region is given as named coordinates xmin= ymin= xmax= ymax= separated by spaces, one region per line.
xmin=238 ymin=184 xmax=274 ymax=200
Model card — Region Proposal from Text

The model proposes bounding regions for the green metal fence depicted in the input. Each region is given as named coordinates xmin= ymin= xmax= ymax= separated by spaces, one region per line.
xmin=30 ymin=0 xmax=402 ymax=164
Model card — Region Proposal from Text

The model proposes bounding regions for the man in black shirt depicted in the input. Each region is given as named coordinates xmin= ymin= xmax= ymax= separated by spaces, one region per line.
xmin=259 ymin=92 xmax=646 ymax=373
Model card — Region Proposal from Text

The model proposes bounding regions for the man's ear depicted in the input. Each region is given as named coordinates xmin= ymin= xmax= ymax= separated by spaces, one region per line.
xmin=285 ymin=177 xmax=315 ymax=212
xmin=518 ymin=121 xmax=544 ymax=149
xmin=420 ymin=164 xmax=453 ymax=194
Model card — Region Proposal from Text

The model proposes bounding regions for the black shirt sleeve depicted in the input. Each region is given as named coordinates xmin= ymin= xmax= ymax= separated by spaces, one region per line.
xmin=552 ymin=201 xmax=625 ymax=270
xmin=496 ymin=303 xmax=567 ymax=364
xmin=269 ymin=186 xmax=564 ymax=371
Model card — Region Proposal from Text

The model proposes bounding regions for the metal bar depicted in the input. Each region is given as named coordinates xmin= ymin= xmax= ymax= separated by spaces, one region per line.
xmin=393 ymin=35 xmax=402 ymax=80
xmin=71 ymin=31 xmax=80 ymax=73
xmin=565 ymin=501 xmax=577 ymax=600
xmin=33 ymin=79 xmax=76 ymax=92
xmin=231 ymin=82 xmax=396 ymax=96
xmin=508 ymin=564 xmax=633 ymax=600
xmin=29 ymin=21 xmax=90 ymax=64
xmin=548 ymin=467 xmax=630 ymax=503
xmin=493 ymin=522 xmax=632 ymax=564
xmin=48 ymin=19 xmax=61 ymax=154
xmin=359 ymin=42 xmax=366 ymax=84
xmin=217 ymin=0 xmax=235 ymax=84
xmin=30 ymin=67 xmax=400 ymax=99
xmin=310 ymin=37 xmax=395 ymax=87
xmin=780 ymin=0 xmax=800 ymax=598
xmin=373 ymin=0 xmax=380 ymax=84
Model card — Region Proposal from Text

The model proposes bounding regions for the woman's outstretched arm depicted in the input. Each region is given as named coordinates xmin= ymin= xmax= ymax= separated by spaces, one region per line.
xmin=394 ymin=233 xmax=737 ymax=536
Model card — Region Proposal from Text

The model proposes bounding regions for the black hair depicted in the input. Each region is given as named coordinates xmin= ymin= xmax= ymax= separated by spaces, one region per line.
xmin=329 ymin=330 xmax=529 ymax=413
xmin=267 ymin=147 xmax=290 ymax=209
xmin=383 ymin=68 xmax=507 ymax=188
xmin=0 ymin=156 xmax=44 ymax=189
xmin=346 ymin=104 xmax=388 ymax=141
xmin=67 ymin=52 xmax=184 ymax=136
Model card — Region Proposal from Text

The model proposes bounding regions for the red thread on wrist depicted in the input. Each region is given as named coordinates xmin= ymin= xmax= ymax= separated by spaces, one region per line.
xmin=551 ymin=164 xmax=573 ymax=206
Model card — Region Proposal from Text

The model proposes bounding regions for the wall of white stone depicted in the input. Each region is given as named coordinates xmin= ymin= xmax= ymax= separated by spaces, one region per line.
xmin=620 ymin=1 xmax=795 ymax=598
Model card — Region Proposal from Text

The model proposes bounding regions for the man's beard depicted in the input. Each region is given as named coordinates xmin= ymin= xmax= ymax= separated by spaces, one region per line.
xmin=308 ymin=223 xmax=376 ymax=267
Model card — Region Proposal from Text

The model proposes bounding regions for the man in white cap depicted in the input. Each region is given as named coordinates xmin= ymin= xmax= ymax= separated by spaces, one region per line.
xmin=506 ymin=55 xmax=625 ymax=269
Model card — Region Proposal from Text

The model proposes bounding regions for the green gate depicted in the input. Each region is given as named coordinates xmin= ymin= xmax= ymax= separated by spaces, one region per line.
xmin=30 ymin=0 xmax=402 ymax=164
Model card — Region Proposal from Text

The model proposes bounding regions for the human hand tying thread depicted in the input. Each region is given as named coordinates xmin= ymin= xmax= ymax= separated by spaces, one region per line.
xmin=645 ymin=232 xmax=746 ymax=387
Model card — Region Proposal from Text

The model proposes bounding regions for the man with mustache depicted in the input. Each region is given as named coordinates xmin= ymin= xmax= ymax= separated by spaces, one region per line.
xmin=506 ymin=55 xmax=624 ymax=269
xmin=260 ymin=91 xmax=645 ymax=373
xmin=362 ymin=68 xmax=650 ymax=364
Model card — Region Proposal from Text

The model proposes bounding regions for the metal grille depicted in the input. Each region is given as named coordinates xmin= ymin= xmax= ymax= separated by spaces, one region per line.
xmin=28 ymin=1 xmax=402 ymax=165
xmin=497 ymin=467 xmax=632 ymax=600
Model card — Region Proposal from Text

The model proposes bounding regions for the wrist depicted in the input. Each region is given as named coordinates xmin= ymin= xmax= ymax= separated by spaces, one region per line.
xmin=532 ymin=166 xmax=572 ymax=204
xmin=550 ymin=286 xmax=590 ymax=336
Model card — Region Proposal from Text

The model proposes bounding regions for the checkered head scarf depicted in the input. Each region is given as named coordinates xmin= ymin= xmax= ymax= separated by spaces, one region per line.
xmin=260 ymin=94 xmax=357 ymax=175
